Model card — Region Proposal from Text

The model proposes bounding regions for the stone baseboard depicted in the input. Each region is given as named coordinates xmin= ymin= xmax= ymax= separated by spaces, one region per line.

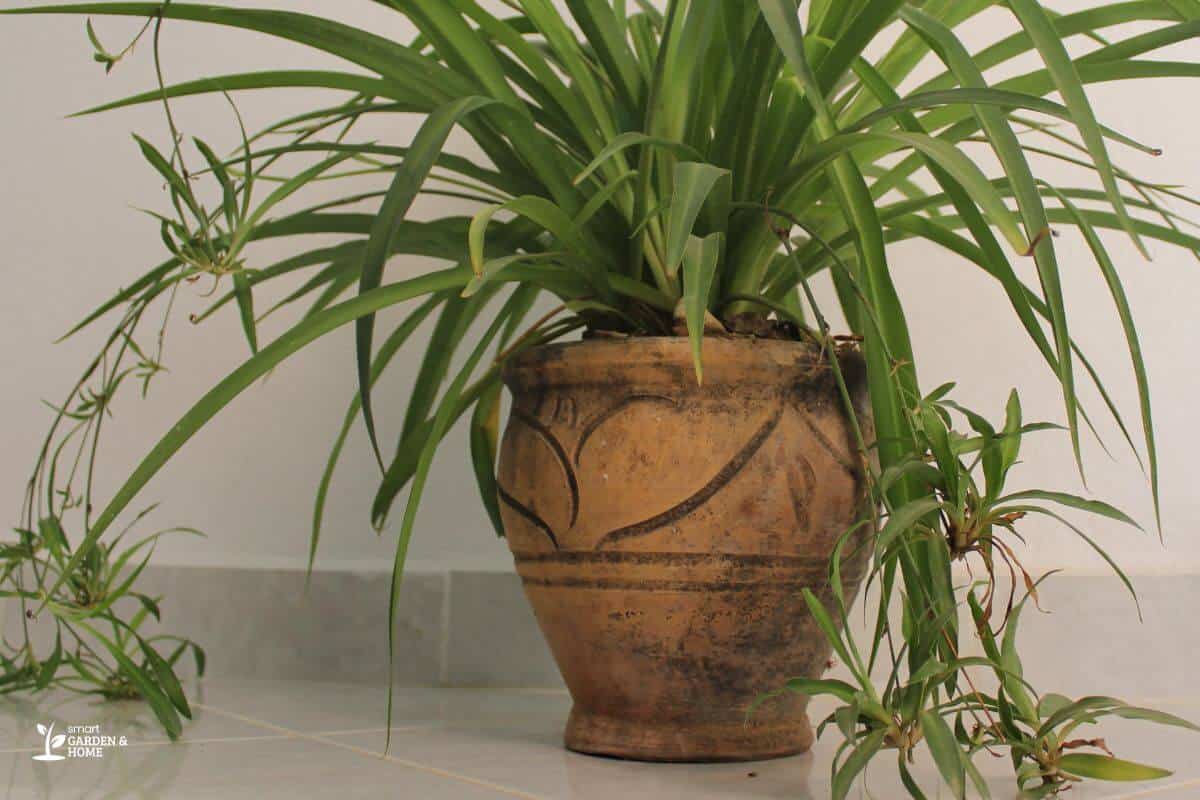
xmin=7 ymin=567 xmax=1196 ymax=697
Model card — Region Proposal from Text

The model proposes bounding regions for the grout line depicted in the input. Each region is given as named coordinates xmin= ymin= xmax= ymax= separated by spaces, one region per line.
xmin=129 ymin=733 xmax=293 ymax=749
xmin=303 ymin=730 xmax=549 ymax=800
xmin=195 ymin=703 xmax=548 ymax=800
xmin=439 ymin=571 xmax=452 ymax=686
xmin=302 ymin=724 xmax=442 ymax=737
xmin=0 ymin=733 xmax=291 ymax=755
xmin=1111 ymin=778 xmax=1200 ymax=798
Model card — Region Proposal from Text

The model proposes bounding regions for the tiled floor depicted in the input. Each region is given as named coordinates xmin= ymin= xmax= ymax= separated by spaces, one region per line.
xmin=0 ymin=681 xmax=1197 ymax=799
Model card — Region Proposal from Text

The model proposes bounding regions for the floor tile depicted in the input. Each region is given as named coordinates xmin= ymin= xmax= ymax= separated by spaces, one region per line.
xmin=0 ymin=685 xmax=274 ymax=752
xmin=327 ymin=694 xmax=1200 ymax=800
xmin=197 ymin=679 xmax=570 ymax=733
xmin=0 ymin=734 xmax=518 ymax=800
xmin=4 ymin=680 xmax=1196 ymax=798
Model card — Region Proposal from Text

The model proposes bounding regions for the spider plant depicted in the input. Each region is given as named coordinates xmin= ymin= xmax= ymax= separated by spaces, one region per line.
xmin=4 ymin=0 xmax=1199 ymax=793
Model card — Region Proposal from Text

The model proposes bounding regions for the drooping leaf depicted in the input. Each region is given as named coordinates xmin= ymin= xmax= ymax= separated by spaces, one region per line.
xmin=355 ymin=96 xmax=497 ymax=468
xmin=1058 ymin=754 xmax=1172 ymax=782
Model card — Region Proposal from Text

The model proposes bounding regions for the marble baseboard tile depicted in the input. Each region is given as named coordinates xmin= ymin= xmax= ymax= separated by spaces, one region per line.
xmin=133 ymin=566 xmax=448 ymax=686
xmin=4 ymin=567 xmax=1195 ymax=695
xmin=443 ymin=571 xmax=561 ymax=687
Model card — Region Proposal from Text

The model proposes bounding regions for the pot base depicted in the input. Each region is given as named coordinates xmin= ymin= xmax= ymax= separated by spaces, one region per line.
xmin=563 ymin=705 xmax=814 ymax=763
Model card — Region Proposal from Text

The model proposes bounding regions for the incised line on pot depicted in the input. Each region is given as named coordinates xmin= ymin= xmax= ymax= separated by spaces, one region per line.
xmin=497 ymin=486 xmax=560 ymax=550
xmin=511 ymin=407 xmax=580 ymax=528
xmin=792 ymin=402 xmax=860 ymax=479
xmin=512 ymin=551 xmax=870 ymax=593
xmin=571 ymin=394 xmax=679 ymax=467
xmin=501 ymin=392 xmax=807 ymax=553
xmin=594 ymin=403 xmax=786 ymax=550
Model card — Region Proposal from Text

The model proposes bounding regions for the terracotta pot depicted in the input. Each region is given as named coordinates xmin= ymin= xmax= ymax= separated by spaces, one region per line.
xmin=497 ymin=336 xmax=872 ymax=762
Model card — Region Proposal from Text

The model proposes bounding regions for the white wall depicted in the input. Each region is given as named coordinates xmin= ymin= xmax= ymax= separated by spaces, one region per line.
xmin=2 ymin=1 xmax=1197 ymax=577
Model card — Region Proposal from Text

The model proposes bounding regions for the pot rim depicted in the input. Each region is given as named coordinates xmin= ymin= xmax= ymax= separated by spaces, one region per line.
xmin=501 ymin=335 xmax=863 ymax=390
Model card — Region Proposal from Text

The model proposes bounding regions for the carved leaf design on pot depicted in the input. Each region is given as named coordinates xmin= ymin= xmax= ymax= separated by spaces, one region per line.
xmin=571 ymin=394 xmax=677 ymax=466
xmin=497 ymin=407 xmax=576 ymax=550
xmin=591 ymin=404 xmax=784 ymax=550
xmin=501 ymin=392 xmax=794 ymax=552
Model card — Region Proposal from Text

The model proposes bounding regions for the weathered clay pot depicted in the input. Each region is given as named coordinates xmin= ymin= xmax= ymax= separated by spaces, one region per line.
xmin=497 ymin=336 xmax=872 ymax=762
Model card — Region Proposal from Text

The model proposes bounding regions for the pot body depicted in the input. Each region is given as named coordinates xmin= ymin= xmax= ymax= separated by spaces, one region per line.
xmin=497 ymin=337 xmax=871 ymax=762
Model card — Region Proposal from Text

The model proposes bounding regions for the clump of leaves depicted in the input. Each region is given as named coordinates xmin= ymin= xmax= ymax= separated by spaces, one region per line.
xmin=777 ymin=393 xmax=1197 ymax=798
xmin=2 ymin=506 xmax=204 ymax=739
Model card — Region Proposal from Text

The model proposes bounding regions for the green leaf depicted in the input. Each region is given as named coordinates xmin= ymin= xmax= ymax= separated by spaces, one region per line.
xmin=469 ymin=381 xmax=506 ymax=538
xmin=875 ymin=497 xmax=944 ymax=558
xmin=34 ymin=633 xmax=62 ymax=691
xmin=898 ymin=5 xmax=1083 ymax=478
xmin=132 ymin=134 xmax=203 ymax=222
xmin=468 ymin=198 xmax=596 ymax=287
xmin=758 ymin=0 xmax=920 ymax=484
xmin=907 ymin=657 xmax=946 ymax=686
xmin=746 ymin=676 xmax=858 ymax=716
xmin=42 ymin=268 xmax=469 ymax=607
xmin=664 ymin=163 xmax=729 ymax=279
xmin=231 ymin=151 xmax=357 ymax=253
xmin=77 ymin=620 xmax=182 ymax=740
xmin=381 ymin=288 xmax=539 ymax=752
xmin=801 ymin=590 xmax=855 ymax=680
xmin=462 ymin=252 xmax=567 ymax=298
xmin=920 ymin=710 xmax=966 ymax=799
xmin=72 ymin=71 xmax=404 ymax=118
xmin=38 ymin=516 xmax=70 ymax=561
xmin=1038 ymin=693 xmax=1074 ymax=719
xmin=782 ymin=677 xmax=858 ymax=703
xmin=231 ymin=271 xmax=258 ymax=354
xmin=191 ymin=137 xmax=237 ymax=230
xmin=998 ymin=490 xmax=1141 ymax=529
xmin=400 ymin=291 xmax=492 ymax=446
xmin=921 ymin=402 xmax=962 ymax=506
xmin=309 ymin=295 xmax=443 ymax=577
xmin=572 ymin=132 xmax=701 ymax=186
xmin=564 ymin=0 xmax=643 ymax=112
xmin=833 ymin=728 xmax=887 ymax=800
xmin=1058 ymin=754 xmax=1172 ymax=782
xmin=3 ymin=4 xmax=476 ymax=107
xmin=1002 ymin=389 xmax=1023 ymax=475
xmin=1044 ymin=185 xmax=1160 ymax=534
xmin=468 ymin=285 xmax=538 ymax=537
xmin=847 ymin=86 xmax=1157 ymax=155
xmin=1022 ymin=506 xmax=1142 ymax=616
xmin=784 ymin=129 xmax=1030 ymax=255
xmin=1037 ymin=695 xmax=1127 ymax=736
xmin=356 ymin=96 xmax=496 ymax=467
xmin=680 ymin=233 xmax=722 ymax=382
xmin=1105 ymin=704 xmax=1200 ymax=732
xmin=1007 ymin=0 xmax=1149 ymax=257
xmin=139 ymin=638 xmax=192 ymax=719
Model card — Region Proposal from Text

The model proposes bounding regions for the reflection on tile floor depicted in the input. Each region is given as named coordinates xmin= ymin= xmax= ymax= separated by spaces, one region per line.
xmin=0 ymin=682 xmax=1197 ymax=799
